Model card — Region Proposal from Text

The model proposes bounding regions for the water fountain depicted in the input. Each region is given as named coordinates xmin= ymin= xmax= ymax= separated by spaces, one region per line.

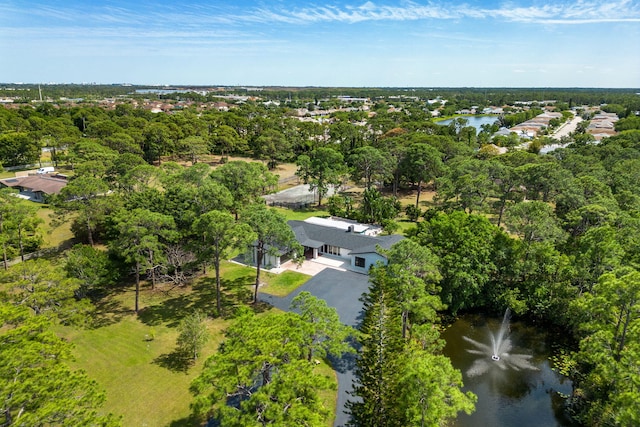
xmin=462 ymin=309 xmax=538 ymax=377
xmin=442 ymin=310 xmax=572 ymax=426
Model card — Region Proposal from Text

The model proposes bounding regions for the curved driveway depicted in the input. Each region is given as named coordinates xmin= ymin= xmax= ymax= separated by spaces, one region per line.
xmin=259 ymin=268 xmax=370 ymax=427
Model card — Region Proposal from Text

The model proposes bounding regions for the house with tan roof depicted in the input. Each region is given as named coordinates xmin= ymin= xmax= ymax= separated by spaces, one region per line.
xmin=587 ymin=112 xmax=619 ymax=141
xmin=0 ymin=174 xmax=67 ymax=202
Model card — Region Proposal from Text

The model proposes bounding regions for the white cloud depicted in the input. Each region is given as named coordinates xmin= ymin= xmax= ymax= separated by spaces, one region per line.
xmin=5 ymin=1 xmax=640 ymax=31
xmin=242 ymin=1 xmax=640 ymax=25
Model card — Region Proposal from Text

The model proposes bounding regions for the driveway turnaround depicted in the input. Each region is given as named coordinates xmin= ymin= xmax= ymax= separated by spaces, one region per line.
xmin=259 ymin=268 xmax=371 ymax=427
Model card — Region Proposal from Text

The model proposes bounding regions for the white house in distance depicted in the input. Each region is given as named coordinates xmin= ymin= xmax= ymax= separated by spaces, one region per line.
xmin=253 ymin=217 xmax=404 ymax=274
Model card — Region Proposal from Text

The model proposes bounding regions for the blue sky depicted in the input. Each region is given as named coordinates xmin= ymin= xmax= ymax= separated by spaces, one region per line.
xmin=1 ymin=1 xmax=639 ymax=87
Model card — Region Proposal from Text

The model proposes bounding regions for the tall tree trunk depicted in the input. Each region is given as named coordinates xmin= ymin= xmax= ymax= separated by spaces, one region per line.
xmin=415 ymin=180 xmax=423 ymax=208
xmin=149 ymin=250 xmax=156 ymax=290
xmin=18 ymin=225 xmax=25 ymax=262
xmin=253 ymin=247 xmax=263 ymax=304
xmin=497 ymin=196 xmax=507 ymax=228
xmin=615 ymin=307 xmax=632 ymax=361
xmin=201 ymin=233 xmax=208 ymax=274
xmin=135 ymin=263 xmax=140 ymax=313
xmin=86 ymin=215 xmax=94 ymax=246
xmin=420 ymin=396 xmax=427 ymax=427
xmin=612 ymin=308 xmax=625 ymax=351
xmin=215 ymin=257 xmax=221 ymax=315
xmin=402 ymin=310 xmax=408 ymax=339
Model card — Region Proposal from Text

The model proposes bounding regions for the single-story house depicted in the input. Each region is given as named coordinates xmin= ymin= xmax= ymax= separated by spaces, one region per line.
xmin=0 ymin=174 xmax=67 ymax=202
xmin=252 ymin=217 xmax=404 ymax=274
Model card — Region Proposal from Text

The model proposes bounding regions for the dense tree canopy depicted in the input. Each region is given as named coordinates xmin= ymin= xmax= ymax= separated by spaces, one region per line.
xmin=0 ymin=302 xmax=119 ymax=426
xmin=409 ymin=211 xmax=499 ymax=314
xmin=242 ymin=204 xmax=302 ymax=304
xmin=2 ymin=87 xmax=639 ymax=426
xmin=296 ymin=147 xmax=347 ymax=206
xmin=191 ymin=299 xmax=353 ymax=426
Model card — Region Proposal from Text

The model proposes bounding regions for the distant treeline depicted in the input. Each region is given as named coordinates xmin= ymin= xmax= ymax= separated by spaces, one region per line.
xmin=2 ymin=84 xmax=639 ymax=111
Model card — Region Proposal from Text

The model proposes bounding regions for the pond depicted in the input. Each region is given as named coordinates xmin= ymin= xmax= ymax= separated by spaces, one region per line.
xmin=437 ymin=115 xmax=500 ymax=132
xmin=441 ymin=313 xmax=576 ymax=427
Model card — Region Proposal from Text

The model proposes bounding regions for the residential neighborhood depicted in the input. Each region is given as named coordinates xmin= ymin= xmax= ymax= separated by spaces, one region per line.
xmin=1 ymin=84 xmax=638 ymax=427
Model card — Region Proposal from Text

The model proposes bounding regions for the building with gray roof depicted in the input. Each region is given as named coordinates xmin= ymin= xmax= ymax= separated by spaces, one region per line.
xmin=252 ymin=217 xmax=404 ymax=274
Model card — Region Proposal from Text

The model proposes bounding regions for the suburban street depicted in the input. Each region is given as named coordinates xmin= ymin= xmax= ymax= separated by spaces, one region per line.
xmin=551 ymin=113 xmax=583 ymax=139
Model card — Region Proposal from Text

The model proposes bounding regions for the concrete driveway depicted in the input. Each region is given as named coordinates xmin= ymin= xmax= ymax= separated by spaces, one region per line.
xmin=259 ymin=268 xmax=370 ymax=427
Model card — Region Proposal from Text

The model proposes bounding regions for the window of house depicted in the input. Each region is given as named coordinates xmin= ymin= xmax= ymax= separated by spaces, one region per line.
xmin=355 ymin=256 xmax=366 ymax=268
xmin=323 ymin=244 xmax=341 ymax=256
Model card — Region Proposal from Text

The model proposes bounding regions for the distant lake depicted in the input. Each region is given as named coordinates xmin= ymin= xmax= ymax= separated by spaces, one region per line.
xmin=437 ymin=116 xmax=500 ymax=132
xmin=135 ymin=89 xmax=198 ymax=95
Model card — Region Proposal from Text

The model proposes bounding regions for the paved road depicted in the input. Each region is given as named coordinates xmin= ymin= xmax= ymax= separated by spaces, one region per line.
xmin=259 ymin=268 xmax=370 ymax=427
xmin=551 ymin=114 xmax=582 ymax=139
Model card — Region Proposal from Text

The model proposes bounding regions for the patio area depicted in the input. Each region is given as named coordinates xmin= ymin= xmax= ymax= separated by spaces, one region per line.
xmin=276 ymin=255 xmax=348 ymax=276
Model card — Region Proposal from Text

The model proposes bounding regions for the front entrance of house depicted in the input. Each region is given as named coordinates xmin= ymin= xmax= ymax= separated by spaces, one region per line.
xmin=303 ymin=246 xmax=320 ymax=260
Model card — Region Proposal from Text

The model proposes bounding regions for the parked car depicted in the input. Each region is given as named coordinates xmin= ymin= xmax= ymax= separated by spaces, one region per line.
xmin=37 ymin=166 xmax=55 ymax=174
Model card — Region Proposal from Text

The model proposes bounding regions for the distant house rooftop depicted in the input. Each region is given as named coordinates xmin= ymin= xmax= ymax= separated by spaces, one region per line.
xmin=0 ymin=174 xmax=67 ymax=202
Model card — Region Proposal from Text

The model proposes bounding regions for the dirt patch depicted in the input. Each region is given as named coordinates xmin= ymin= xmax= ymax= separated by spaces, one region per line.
xmin=161 ymin=155 xmax=299 ymax=184
xmin=394 ymin=189 xmax=437 ymax=208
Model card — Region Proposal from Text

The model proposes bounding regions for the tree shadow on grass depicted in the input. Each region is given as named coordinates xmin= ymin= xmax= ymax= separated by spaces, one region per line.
xmin=89 ymin=293 xmax=128 ymax=328
xmin=218 ymin=277 xmax=254 ymax=313
xmin=168 ymin=413 xmax=210 ymax=427
xmin=138 ymin=275 xmax=255 ymax=327
xmin=138 ymin=293 xmax=195 ymax=327
xmin=153 ymin=348 xmax=192 ymax=374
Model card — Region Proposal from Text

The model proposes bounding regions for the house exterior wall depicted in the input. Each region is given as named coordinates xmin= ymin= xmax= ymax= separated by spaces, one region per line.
xmin=263 ymin=253 xmax=281 ymax=268
xmin=250 ymin=248 xmax=282 ymax=269
xmin=350 ymin=252 xmax=386 ymax=273
xmin=319 ymin=244 xmax=350 ymax=259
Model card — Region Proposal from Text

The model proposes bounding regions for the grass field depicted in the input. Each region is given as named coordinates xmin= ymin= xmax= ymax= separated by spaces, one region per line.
xmin=59 ymin=312 xmax=226 ymax=426
xmin=260 ymin=269 xmax=312 ymax=297
xmin=35 ymin=206 xmax=74 ymax=248
xmin=272 ymin=206 xmax=329 ymax=221
xmin=55 ymin=260 xmax=332 ymax=427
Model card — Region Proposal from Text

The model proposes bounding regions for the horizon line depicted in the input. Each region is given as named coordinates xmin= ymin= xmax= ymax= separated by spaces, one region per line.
xmin=3 ymin=82 xmax=640 ymax=90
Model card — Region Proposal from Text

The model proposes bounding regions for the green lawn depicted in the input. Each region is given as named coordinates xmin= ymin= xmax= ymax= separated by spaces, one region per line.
xmin=396 ymin=219 xmax=419 ymax=235
xmin=271 ymin=206 xmax=329 ymax=221
xmin=260 ymin=269 xmax=311 ymax=297
xmin=56 ymin=262 xmax=325 ymax=427
xmin=59 ymin=314 xmax=226 ymax=427
xmin=218 ymin=260 xmax=312 ymax=297
xmin=35 ymin=206 xmax=74 ymax=249
xmin=58 ymin=282 xmax=230 ymax=427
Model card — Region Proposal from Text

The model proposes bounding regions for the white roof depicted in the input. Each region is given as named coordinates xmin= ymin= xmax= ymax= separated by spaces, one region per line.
xmin=304 ymin=216 xmax=380 ymax=235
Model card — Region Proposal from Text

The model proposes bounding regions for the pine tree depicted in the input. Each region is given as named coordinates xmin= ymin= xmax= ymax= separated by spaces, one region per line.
xmin=349 ymin=256 xmax=476 ymax=426
xmin=348 ymin=267 xmax=406 ymax=427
